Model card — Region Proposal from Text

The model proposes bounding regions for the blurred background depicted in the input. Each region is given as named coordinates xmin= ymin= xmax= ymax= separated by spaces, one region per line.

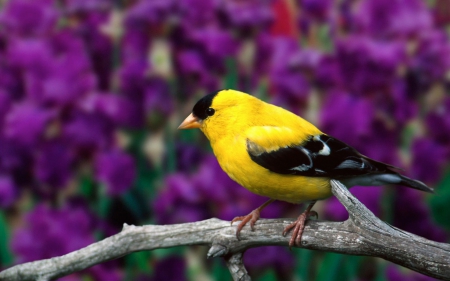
xmin=0 ymin=0 xmax=449 ymax=280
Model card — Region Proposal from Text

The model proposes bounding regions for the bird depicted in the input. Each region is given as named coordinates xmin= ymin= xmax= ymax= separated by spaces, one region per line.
xmin=178 ymin=89 xmax=433 ymax=248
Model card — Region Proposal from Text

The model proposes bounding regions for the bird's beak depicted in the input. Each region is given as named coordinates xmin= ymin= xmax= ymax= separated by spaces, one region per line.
xmin=178 ymin=113 xmax=202 ymax=129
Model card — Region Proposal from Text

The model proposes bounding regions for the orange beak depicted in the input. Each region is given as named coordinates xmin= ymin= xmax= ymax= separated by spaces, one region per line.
xmin=178 ymin=113 xmax=202 ymax=129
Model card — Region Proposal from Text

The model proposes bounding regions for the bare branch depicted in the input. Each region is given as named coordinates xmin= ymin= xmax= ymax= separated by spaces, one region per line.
xmin=223 ymin=253 xmax=251 ymax=281
xmin=1 ymin=180 xmax=449 ymax=280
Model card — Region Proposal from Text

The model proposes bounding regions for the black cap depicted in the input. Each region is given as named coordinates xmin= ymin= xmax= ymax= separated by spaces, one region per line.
xmin=192 ymin=91 xmax=219 ymax=120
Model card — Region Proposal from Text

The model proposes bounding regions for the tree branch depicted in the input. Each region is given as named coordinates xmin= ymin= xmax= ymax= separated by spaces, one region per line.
xmin=1 ymin=180 xmax=449 ymax=281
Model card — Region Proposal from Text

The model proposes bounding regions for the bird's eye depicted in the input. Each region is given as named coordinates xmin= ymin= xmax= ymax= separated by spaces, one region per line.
xmin=206 ymin=107 xmax=215 ymax=116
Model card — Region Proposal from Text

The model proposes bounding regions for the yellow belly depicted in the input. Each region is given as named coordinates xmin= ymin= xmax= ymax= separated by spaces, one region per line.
xmin=213 ymin=141 xmax=332 ymax=204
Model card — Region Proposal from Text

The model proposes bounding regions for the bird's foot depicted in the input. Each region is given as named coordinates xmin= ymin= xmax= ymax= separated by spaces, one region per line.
xmin=231 ymin=209 xmax=261 ymax=240
xmin=282 ymin=210 xmax=318 ymax=249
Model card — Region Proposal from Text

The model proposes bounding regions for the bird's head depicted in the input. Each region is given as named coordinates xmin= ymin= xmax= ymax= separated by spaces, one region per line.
xmin=178 ymin=89 xmax=257 ymax=139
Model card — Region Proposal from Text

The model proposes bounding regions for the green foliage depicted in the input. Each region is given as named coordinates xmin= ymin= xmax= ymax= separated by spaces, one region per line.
xmin=429 ymin=169 xmax=450 ymax=231
xmin=0 ymin=212 xmax=13 ymax=266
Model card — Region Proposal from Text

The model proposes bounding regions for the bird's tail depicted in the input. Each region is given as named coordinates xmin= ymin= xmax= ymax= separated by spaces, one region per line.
xmin=398 ymin=175 xmax=434 ymax=193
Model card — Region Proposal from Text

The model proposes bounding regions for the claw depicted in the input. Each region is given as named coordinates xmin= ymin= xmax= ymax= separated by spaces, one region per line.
xmin=231 ymin=209 xmax=261 ymax=240
xmin=230 ymin=199 xmax=275 ymax=240
xmin=283 ymin=202 xmax=317 ymax=249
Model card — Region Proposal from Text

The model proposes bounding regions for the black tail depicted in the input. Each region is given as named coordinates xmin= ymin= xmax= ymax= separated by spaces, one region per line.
xmin=399 ymin=175 xmax=434 ymax=193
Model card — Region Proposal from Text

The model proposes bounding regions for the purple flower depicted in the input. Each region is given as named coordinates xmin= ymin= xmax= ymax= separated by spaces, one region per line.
xmin=0 ymin=175 xmax=17 ymax=208
xmin=220 ymin=0 xmax=274 ymax=33
xmin=64 ymin=0 xmax=112 ymax=14
xmin=411 ymin=138 xmax=448 ymax=184
xmin=173 ymin=143 xmax=204 ymax=172
xmin=34 ymin=139 xmax=75 ymax=188
xmin=125 ymin=0 xmax=176 ymax=28
xmin=0 ymin=90 xmax=12 ymax=127
xmin=393 ymin=188 xmax=447 ymax=242
xmin=315 ymin=55 xmax=343 ymax=90
xmin=354 ymin=0 xmax=432 ymax=38
xmin=12 ymin=202 xmax=96 ymax=263
xmin=79 ymin=93 xmax=141 ymax=127
xmin=4 ymin=102 xmax=55 ymax=146
xmin=89 ymin=263 xmax=123 ymax=281
xmin=298 ymin=0 xmax=332 ymax=22
xmin=6 ymin=38 xmax=53 ymax=77
xmin=269 ymin=38 xmax=321 ymax=110
xmin=0 ymin=0 xmax=59 ymax=37
xmin=95 ymin=148 xmax=136 ymax=196
xmin=186 ymin=26 xmax=238 ymax=72
xmin=320 ymin=92 xmax=374 ymax=144
xmin=335 ymin=36 xmax=405 ymax=94
xmin=175 ymin=49 xmax=217 ymax=92
xmin=387 ymin=264 xmax=439 ymax=280
xmin=320 ymin=91 xmax=401 ymax=165
xmin=244 ymin=247 xmax=294 ymax=277
xmin=155 ymin=155 xmax=290 ymax=224
xmin=324 ymin=186 xmax=383 ymax=221
xmin=425 ymin=97 xmax=450 ymax=145
xmin=63 ymin=112 xmax=114 ymax=152
xmin=410 ymin=31 xmax=450 ymax=90
xmin=144 ymin=78 xmax=174 ymax=119
xmin=150 ymin=256 xmax=187 ymax=281
xmin=177 ymin=0 xmax=218 ymax=26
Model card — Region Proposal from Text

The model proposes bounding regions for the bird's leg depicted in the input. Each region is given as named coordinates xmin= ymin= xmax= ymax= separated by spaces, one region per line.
xmin=282 ymin=201 xmax=317 ymax=248
xmin=231 ymin=199 xmax=275 ymax=240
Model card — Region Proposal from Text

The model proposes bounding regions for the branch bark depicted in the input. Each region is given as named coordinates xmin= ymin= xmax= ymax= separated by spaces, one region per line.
xmin=1 ymin=180 xmax=449 ymax=281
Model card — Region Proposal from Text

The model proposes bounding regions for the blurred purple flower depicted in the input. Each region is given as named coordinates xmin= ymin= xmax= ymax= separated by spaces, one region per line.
xmin=95 ymin=149 xmax=136 ymax=196
xmin=320 ymin=92 xmax=374 ymax=143
xmin=34 ymin=139 xmax=74 ymax=188
xmin=425 ymin=97 xmax=450 ymax=145
xmin=8 ymin=31 xmax=97 ymax=106
xmin=7 ymin=38 xmax=53 ymax=77
xmin=0 ymin=90 xmax=12 ymax=127
xmin=155 ymin=155 xmax=289 ymax=224
xmin=320 ymin=92 xmax=401 ymax=165
xmin=0 ymin=0 xmax=59 ymax=37
xmin=298 ymin=0 xmax=332 ymax=22
xmin=150 ymin=256 xmax=187 ymax=281
xmin=125 ymin=0 xmax=176 ymax=28
xmin=174 ymin=143 xmax=204 ymax=173
xmin=71 ymin=15 xmax=114 ymax=91
xmin=64 ymin=0 xmax=112 ymax=14
xmin=4 ymin=102 xmax=55 ymax=146
xmin=175 ymin=50 xmax=217 ymax=91
xmin=393 ymin=188 xmax=447 ymax=242
xmin=354 ymin=0 xmax=432 ymax=38
xmin=386 ymin=265 xmax=437 ymax=281
xmin=324 ymin=186 xmax=383 ymax=221
xmin=315 ymin=55 xmax=343 ymax=90
xmin=144 ymin=78 xmax=174 ymax=119
xmin=269 ymin=38 xmax=321 ymax=110
xmin=63 ymin=112 xmax=114 ymax=152
xmin=411 ymin=138 xmax=448 ymax=184
xmin=79 ymin=93 xmax=141 ymax=127
xmin=410 ymin=31 xmax=450 ymax=90
xmin=0 ymin=175 xmax=17 ymax=208
xmin=244 ymin=246 xmax=294 ymax=274
xmin=12 ymin=202 xmax=96 ymax=263
xmin=89 ymin=263 xmax=123 ymax=281
xmin=244 ymin=246 xmax=294 ymax=277
xmin=177 ymin=0 xmax=218 ymax=26
xmin=187 ymin=26 xmax=238 ymax=72
xmin=335 ymin=36 xmax=405 ymax=94
xmin=220 ymin=0 xmax=274 ymax=34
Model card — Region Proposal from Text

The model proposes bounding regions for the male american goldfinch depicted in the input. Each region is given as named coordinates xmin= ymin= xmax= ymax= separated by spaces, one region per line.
xmin=178 ymin=89 xmax=433 ymax=247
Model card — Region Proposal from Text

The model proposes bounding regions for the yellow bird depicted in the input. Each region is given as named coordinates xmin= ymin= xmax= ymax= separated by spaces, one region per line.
xmin=178 ymin=89 xmax=433 ymax=247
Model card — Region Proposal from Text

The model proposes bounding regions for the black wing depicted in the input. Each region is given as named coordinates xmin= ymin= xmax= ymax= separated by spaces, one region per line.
xmin=247 ymin=134 xmax=398 ymax=178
